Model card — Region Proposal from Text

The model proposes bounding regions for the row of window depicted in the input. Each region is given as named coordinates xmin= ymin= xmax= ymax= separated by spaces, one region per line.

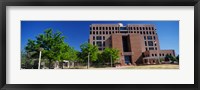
xmin=90 ymin=31 xmax=156 ymax=35
xmin=128 ymin=27 xmax=155 ymax=30
xmin=145 ymin=53 xmax=172 ymax=57
xmin=145 ymin=47 xmax=157 ymax=51
xmin=90 ymin=26 xmax=155 ymax=31
xmin=145 ymin=41 xmax=157 ymax=46
xmin=93 ymin=41 xmax=105 ymax=47
xmin=151 ymin=53 xmax=172 ymax=57
xmin=93 ymin=36 xmax=105 ymax=40
xmin=144 ymin=36 xmax=156 ymax=40
xmin=91 ymin=27 xmax=119 ymax=30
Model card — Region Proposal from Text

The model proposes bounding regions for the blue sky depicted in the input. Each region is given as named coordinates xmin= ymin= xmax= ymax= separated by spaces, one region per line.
xmin=21 ymin=21 xmax=179 ymax=55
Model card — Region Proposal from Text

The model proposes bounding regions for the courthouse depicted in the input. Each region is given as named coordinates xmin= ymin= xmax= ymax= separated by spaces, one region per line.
xmin=89 ymin=23 xmax=175 ymax=65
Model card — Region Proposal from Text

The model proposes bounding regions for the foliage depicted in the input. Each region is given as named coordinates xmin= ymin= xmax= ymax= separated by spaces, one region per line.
xmin=101 ymin=48 xmax=120 ymax=64
xmin=80 ymin=43 xmax=99 ymax=62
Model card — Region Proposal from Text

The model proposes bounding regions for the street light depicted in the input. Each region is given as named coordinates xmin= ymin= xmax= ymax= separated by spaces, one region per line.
xmin=38 ymin=47 xmax=44 ymax=69
xmin=110 ymin=54 xmax=112 ymax=67
xmin=154 ymin=41 xmax=160 ymax=64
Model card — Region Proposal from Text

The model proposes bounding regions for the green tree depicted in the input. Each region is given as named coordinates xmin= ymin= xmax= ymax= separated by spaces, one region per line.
xmin=25 ymin=29 xmax=68 ymax=69
xmin=101 ymin=48 xmax=120 ymax=66
xmin=80 ymin=43 xmax=99 ymax=63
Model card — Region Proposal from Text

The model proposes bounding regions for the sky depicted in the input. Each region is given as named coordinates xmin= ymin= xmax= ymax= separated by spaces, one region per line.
xmin=21 ymin=21 xmax=179 ymax=55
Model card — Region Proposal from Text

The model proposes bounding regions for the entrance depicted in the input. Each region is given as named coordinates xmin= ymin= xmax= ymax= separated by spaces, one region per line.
xmin=124 ymin=56 xmax=132 ymax=65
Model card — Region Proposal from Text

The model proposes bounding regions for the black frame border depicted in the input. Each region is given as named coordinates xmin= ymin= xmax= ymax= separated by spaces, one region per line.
xmin=0 ymin=0 xmax=199 ymax=90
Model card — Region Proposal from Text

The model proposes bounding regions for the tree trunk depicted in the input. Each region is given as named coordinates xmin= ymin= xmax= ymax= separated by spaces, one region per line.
xmin=62 ymin=61 xmax=64 ymax=69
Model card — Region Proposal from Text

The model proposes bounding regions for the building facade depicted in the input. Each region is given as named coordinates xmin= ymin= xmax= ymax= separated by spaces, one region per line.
xmin=89 ymin=23 xmax=175 ymax=65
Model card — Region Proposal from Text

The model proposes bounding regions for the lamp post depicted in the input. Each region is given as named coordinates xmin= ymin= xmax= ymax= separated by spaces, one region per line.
xmin=38 ymin=47 xmax=44 ymax=69
xmin=154 ymin=41 xmax=160 ymax=64
xmin=87 ymin=52 xmax=90 ymax=69
xmin=110 ymin=54 xmax=112 ymax=67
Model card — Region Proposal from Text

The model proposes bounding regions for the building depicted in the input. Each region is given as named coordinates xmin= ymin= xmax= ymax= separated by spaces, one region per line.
xmin=89 ymin=23 xmax=175 ymax=66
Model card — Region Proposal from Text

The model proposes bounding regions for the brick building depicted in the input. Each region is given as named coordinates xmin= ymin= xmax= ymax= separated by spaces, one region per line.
xmin=89 ymin=23 xmax=175 ymax=65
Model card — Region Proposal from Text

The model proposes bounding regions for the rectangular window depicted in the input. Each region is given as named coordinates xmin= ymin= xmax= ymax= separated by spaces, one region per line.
xmin=96 ymin=36 xmax=102 ymax=40
xmin=152 ymin=27 xmax=154 ymax=30
xmin=103 ymin=42 xmax=105 ymax=46
xmin=153 ymin=36 xmax=156 ymax=40
xmin=152 ymin=54 xmax=154 ymax=56
xmin=155 ymin=54 xmax=157 ymax=56
xmin=98 ymin=48 xmax=102 ymax=50
xmin=146 ymin=48 xmax=148 ymax=51
xmin=140 ymin=27 xmax=142 ymax=30
xmin=100 ymin=27 xmax=102 ymax=30
xmin=93 ymin=41 xmax=95 ymax=45
xmin=93 ymin=36 xmax=95 ymax=40
xmin=96 ymin=27 xmax=98 ymax=30
xmin=149 ymin=47 xmax=154 ymax=50
xmin=147 ymin=36 xmax=152 ymax=40
xmin=143 ymin=27 xmax=145 ymax=30
xmin=144 ymin=36 xmax=146 ymax=40
xmin=145 ymin=41 xmax=147 ymax=46
xmin=103 ymin=36 xmax=105 ymax=40
xmin=146 ymin=27 xmax=148 ymax=30
xmin=162 ymin=54 xmax=164 ymax=56
xmin=155 ymin=47 xmax=157 ymax=50
xmin=148 ymin=41 xmax=153 ymax=46
xmin=96 ymin=41 xmax=102 ymax=47
xmin=159 ymin=54 xmax=161 ymax=56
xmin=93 ymin=27 xmax=95 ymax=30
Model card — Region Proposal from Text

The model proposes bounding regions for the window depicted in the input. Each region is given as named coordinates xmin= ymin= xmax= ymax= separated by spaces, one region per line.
xmin=170 ymin=53 xmax=172 ymax=56
xmin=106 ymin=27 xmax=108 ymax=30
xmin=98 ymin=48 xmax=102 ymax=50
xmin=100 ymin=27 xmax=102 ymax=30
xmin=100 ymin=31 xmax=102 ymax=34
xmin=162 ymin=54 xmax=164 ymax=56
xmin=155 ymin=43 xmax=157 ymax=46
xmin=155 ymin=47 xmax=157 ymax=50
xmin=145 ymin=41 xmax=147 ymax=46
xmin=152 ymin=54 xmax=154 ymax=56
xmin=112 ymin=27 xmax=114 ymax=30
xmin=146 ymin=27 xmax=148 ymax=30
xmin=134 ymin=31 xmax=136 ymax=33
xmin=103 ymin=42 xmax=105 ymax=46
xmin=153 ymin=36 xmax=156 ymax=40
xmin=103 ymin=36 xmax=105 ymax=40
xmin=93 ymin=27 xmax=95 ymax=30
xmin=93 ymin=31 xmax=95 ymax=34
xmin=96 ymin=27 xmax=98 ymax=30
xmin=109 ymin=27 xmax=111 ymax=30
xmin=147 ymin=36 xmax=152 ymax=40
xmin=140 ymin=31 xmax=142 ymax=34
xmin=109 ymin=31 xmax=111 ymax=34
xmin=140 ymin=27 xmax=142 ymax=30
xmin=149 ymin=31 xmax=152 ymax=35
xmin=96 ymin=32 xmax=98 ymax=35
xmin=106 ymin=31 xmax=108 ymax=34
xmin=137 ymin=31 xmax=139 ymax=33
xmin=149 ymin=27 xmax=151 ymax=30
xmin=149 ymin=47 xmax=154 ymax=50
xmin=90 ymin=27 xmax=92 ymax=30
xmin=155 ymin=54 xmax=157 ymax=56
xmin=93 ymin=41 xmax=95 ymax=45
xmin=143 ymin=31 xmax=145 ymax=34
xmin=137 ymin=27 xmax=139 ymax=30
xmin=103 ymin=27 xmax=105 ymax=30
xmin=146 ymin=48 xmax=148 ymax=51
xmin=153 ymin=31 xmax=155 ymax=34
xmin=103 ymin=31 xmax=105 ymax=34
xmin=148 ymin=41 xmax=153 ymax=46
xmin=143 ymin=27 xmax=145 ymax=30
xmin=146 ymin=31 xmax=148 ymax=34
xmin=115 ymin=27 xmax=118 ymax=30
xmin=93 ymin=36 xmax=95 ymax=40
xmin=152 ymin=27 xmax=154 ymax=30
xmin=96 ymin=41 xmax=102 ymax=47
xmin=96 ymin=36 xmax=102 ymax=40
xmin=134 ymin=27 xmax=136 ymax=30
xmin=144 ymin=36 xmax=146 ymax=40
xmin=90 ymin=31 xmax=92 ymax=34
xmin=159 ymin=54 xmax=161 ymax=56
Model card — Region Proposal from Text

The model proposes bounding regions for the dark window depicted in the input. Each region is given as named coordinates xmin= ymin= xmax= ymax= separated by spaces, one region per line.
xmin=152 ymin=27 xmax=154 ymax=30
xmin=98 ymin=48 xmax=102 ymax=50
xmin=145 ymin=41 xmax=147 ymax=46
xmin=149 ymin=47 xmax=154 ymax=50
xmin=148 ymin=41 xmax=153 ymax=46
xmin=152 ymin=54 xmax=154 ymax=56
xmin=100 ymin=31 xmax=102 ymax=34
xmin=147 ymin=36 xmax=152 ymax=40
xmin=140 ymin=27 xmax=142 ymax=30
xmin=162 ymin=54 xmax=164 ymax=56
xmin=93 ymin=36 xmax=95 ymax=40
xmin=120 ymin=27 xmax=127 ymax=30
xmin=140 ymin=31 xmax=142 ymax=34
xmin=149 ymin=27 xmax=151 ymax=30
xmin=112 ymin=27 xmax=114 ymax=30
xmin=103 ymin=27 xmax=105 ymax=30
xmin=100 ymin=27 xmax=102 ymax=30
xmin=153 ymin=31 xmax=155 ymax=34
xmin=109 ymin=27 xmax=111 ymax=30
xmin=96 ymin=36 xmax=102 ymax=40
xmin=93 ymin=31 xmax=95 ymax=34
xmin=155 ymin=54 xmax=157 ymax=56
xmin=93 ymin=41 xmax=95 ymax=45
xmin=106 ymin=27 xmax=108 ymax=30
xmin=155 ymin=43 xmax=157 ymax=46
xmin=134 ymin=31 xmax=136 ymax=33
xmin=115 ymin=27 xmax=117 ymax=30
xmin=90 ymin=27 xmax=92 ymax=30
xmin=96 ymin=32 xmax=98 ymax=35
xmin=143 ymin=31 xmax=145 ymax=34
xmin=147 ymin=31 xmax=149 ymax=34
xmin=134 ymin=27 xmax=136 ymax=30
xmin=143 ymin=27 xmax=145 ymax=30
xmin=149 ymin=31 xmax=152 ymax=35
xmin=159 ymin=54 xmax=161 ymax=56
xmin=153 ymin=36 xmax=156 ymax=40
xmin=146 ymin=27 xmax=148 ymax=30
xmin=103 ymin=42 xmax=105 ymax=46
xmin=90 ymin=31 xmax=92 ymax=34
xmin=146 ymin=48 xmax=148 ymax=51
xmin=109 ymin=31 xmax=111 ymax=34
xmin=106 ymin=31 xmax=108 ymax=34
xmin=103 ymin=36 xmax=105 ymax=40
xmin=96 ymin=27 xmax=98 ymax=30
xmin=144 ymin=36 xmax=146 ymax=40
xmin=103 ymin=31 xmax=105 ymax=34
xmin=137 ymin=27 xmax=139 ymax=30
xmin=170 ymin=53 xmax=172 ymax=56
xmin=137 ymin=31 xmax=139 ymax=33
xmin=97 ymin=41 xmax=102 ymax=47
xmin=93 ymin=27 xmax=95 ymax=30
xmin=155 ymin=47 xmax=157 ymax=50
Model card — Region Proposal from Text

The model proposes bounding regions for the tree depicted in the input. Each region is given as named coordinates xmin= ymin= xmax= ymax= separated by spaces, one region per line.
xmin=25 ymin=29 xmax=67 ymax=69
xmin=101 ymin=48 xmax=120 ymax=66
xmin=80 ymin=43 xmax=99 ymax=67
